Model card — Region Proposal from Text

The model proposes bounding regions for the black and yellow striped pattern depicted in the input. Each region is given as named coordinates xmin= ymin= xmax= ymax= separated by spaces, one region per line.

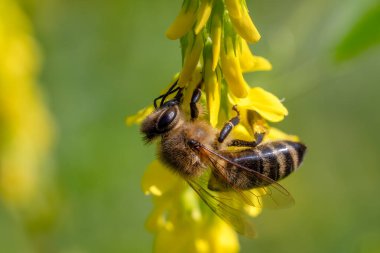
xmin=221 ymin=141 xmax=306 ymax=190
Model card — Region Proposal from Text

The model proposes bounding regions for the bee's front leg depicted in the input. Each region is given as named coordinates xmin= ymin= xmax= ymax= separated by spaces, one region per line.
xmin=190 ymin=83 xmax=202 ymax=120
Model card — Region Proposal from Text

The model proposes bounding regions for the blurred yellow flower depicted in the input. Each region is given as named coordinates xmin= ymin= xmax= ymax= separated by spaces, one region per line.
xmin=142 ymin=160 xmax=182 ymax=197
xmin=0 ymin=0 xmax=58 ymax=250
xmin=143 ymin=160 xmax=239 ymax=253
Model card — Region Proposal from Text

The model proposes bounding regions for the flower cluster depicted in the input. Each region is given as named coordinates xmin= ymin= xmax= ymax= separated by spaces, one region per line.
xmin=128 ymin=0 xmax=298 ymax=252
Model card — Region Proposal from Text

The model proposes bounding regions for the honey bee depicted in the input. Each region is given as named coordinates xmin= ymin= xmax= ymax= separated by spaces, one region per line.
xmin=141 ymin=81 xmax=307 ymax=237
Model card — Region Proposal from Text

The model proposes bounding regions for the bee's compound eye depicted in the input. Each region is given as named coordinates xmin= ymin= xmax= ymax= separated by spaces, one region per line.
xmin=157 ymin=107 xmax=177 ymax=130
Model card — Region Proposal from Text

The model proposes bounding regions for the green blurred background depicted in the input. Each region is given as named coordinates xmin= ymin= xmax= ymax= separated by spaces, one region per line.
xmin=1 ymin=0 xmax=380 ymax=252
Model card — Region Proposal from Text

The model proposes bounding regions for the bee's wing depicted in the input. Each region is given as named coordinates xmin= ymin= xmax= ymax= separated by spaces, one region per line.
xmin=186 ymin=174 xmax=257 ymax=238
xmin=185 ymin=143 xmax=295 ymax=238
xmin=198 ymin=143 xmax=295 ymax=209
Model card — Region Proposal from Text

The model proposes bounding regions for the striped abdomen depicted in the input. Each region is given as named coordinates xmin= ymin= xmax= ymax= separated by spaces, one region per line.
xmin=218 ymin=141 xmax=306 ymax=190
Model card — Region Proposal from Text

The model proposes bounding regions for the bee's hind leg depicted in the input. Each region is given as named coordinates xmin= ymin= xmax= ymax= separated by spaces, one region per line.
xmin=227 ymin=133 xmax=264 ymax=148
xmin=218 ymin=105 xmax=264 ymax=147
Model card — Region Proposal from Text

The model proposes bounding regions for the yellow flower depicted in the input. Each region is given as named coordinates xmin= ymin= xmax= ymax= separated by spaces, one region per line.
xmin=194 ymin=0 xmax=214 ymax=34
xmin=178 ymin=31 xmax=204 ymax=87
xmin=142 ymin=160 xmax=239 ymax=253
xmin=0 ymin=0 xmax=55 ymax=208
xmin=226 ymin=0 xmax=261 ymax=43
xmin=129 ymin=0 xmax=303 ymax=251
xmin=166 ymin=0 xmax=199 ymax=40
xmin=220 ymin=36 xmax=250 ymax=98
xmin=224 ymin=0 xmax=243 ymax=18
xmin=229 ymin=87 xmax=288 ymax=122
xmin=142 ymin=160 xmax=183 ymax=197
xmin=204 ymin=38 xmax=221 ymax=127
xmin=265 ymin=127 xmax=300 ymax=142
xmin=239 ymin=40 xmax=272 ymax=72
xmin=0 ymin=1 xmax=59 ymax=250
xmin=210 ymin=9 xmax=222 ymax=70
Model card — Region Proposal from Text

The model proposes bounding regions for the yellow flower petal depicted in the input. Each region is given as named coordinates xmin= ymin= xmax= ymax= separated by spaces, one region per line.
xmin=228 ymin=4 xmax=261 ymax=43
xmin=155 ymin=224 xmax=197 ymax=253
xmin=220 ymin=38 xmax=249 ymax=98
xmin=265 ymin=127 xmax=300 ymax=142
xmin=210 ymin=12 xmax=222 ymax=70
xmin=230 ymin=87 xmax=288 ymax=122
xmin=251 ymin=56 xmax=272 ymax=71
xmin=195 ymin=239 xmax=210 ymax=252
xmin=194 ymin=0 xmax=213 ymax=34
xmin=224 ymin=0 xmax=242 ymax=18
xmin=181 ymin=187 xmax=202 ymax=222
xmin=166 ymin=0 xmax=198 ymax=40
xmin=125 ymin=106 xmax=154 ymax=126
xmin=204 ymin=40 xmax=220 ymax=127
xmin=233 ymin=109 xmax=269 ymax=139
xmin=207 ymin=218 xmax=240 ymax=253
xmin=229 ymin=124 xmax=251 ymax=140
xmin=145 ymin=196 xmax=172 ymax=232
xmin=206 ymin=74 xmax=220 ymax=127
xmin=239 ymin=40 xmax=272 ymax=72
xmin=141 ymin=160 xmax=182 ymax=196
xmin=244 ymin=204 xmax=262 ymax=217
xmin=179 ymin=32 xmax=204 ymax=87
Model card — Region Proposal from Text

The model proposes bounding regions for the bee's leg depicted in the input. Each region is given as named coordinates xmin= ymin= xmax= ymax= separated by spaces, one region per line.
xmin=218 ymin=105 xmax=265 ymax=147
xmin=190 ymin=84 xmax=202 ymax=120
xmin=218 ymin=105 xmax=240 ymax=143
xmin=227 ymin=132 xmax=264 ymax=147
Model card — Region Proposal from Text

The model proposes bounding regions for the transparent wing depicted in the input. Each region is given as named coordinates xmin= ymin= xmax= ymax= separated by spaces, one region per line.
xmin=185 ymin=143 xmax=295 ymax=237
xmin=198 ymin=143 xmax=295 ymax=209
xmin=186 ymin=172 xmax=257 ymax=238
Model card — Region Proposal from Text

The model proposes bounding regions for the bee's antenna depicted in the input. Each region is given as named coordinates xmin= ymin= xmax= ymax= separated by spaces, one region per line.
xmin=153 ymin=94 xmax=165 ymax=108
xmin=174 ymin=87 xmax=183 ymax=101
xmin=153 ymin=79 xmax=179 ymax=108
xmin=160 ymin=87 xmax=181 ymax=107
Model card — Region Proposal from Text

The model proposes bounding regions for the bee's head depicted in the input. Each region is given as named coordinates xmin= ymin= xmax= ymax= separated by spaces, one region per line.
xmin=140 ymin=100 xmax=181 ymax=143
